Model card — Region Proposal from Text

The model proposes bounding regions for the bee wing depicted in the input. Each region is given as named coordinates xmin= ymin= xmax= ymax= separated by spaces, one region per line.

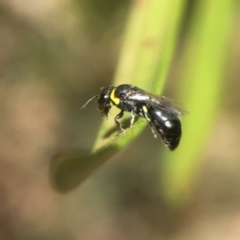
xmin=151 ymin=95 xmax=188 ymax=116
xmin=127 ymin=93 xmax=188 ymax=116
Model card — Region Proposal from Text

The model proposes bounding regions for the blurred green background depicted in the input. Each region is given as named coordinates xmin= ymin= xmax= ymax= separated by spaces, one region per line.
xmin=0 ymin=0 xmax=240 ymax=239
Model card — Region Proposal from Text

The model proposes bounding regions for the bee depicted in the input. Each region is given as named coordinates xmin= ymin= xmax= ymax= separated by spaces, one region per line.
xmin=81 ymin=84 xmax=187 ymax=150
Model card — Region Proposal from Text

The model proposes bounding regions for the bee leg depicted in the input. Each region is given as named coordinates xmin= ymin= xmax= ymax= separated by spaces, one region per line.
xmin=130 ymin=111 xmax=136 ymax=128
xmin=115 ymin=110 xmax=125 ymax=133
xmin=142 ymin=106 xmax=158 ymax=138
xmin=149 ymin=122 xmax=158 ymax=138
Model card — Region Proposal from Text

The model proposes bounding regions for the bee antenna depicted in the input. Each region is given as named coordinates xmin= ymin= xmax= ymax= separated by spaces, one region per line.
xmin=81 ymin=95 xmax=99 ymax=109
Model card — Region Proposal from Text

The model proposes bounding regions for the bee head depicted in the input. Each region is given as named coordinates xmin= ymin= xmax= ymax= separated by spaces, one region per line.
xmin=97 ymin=86 xmax=115 ymax=117
xmin=81 ymin=86 xmax=115 ymax=118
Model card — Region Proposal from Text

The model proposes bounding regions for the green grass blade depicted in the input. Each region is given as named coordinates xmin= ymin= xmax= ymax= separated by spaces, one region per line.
xmin=51 ymin=0 xmax=186 ymax=192
xmin=160 ymin=0 xmax=235 ymax=206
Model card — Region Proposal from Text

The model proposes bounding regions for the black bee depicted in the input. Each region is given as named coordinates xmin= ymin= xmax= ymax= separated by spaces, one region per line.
xmin=81 ymin=84 xmax=187 ymax=150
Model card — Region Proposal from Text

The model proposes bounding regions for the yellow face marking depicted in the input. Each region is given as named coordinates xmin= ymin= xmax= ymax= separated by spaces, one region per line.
xmin=110 ymin=88 xmax=120 ymax=105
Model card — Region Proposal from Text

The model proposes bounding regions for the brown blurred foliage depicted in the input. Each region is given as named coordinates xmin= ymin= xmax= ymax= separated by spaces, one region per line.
xmin=0 ymin=0 xmax=240 ymax=240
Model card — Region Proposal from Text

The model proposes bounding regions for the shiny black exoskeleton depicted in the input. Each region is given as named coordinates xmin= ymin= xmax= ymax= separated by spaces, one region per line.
xmin=147 ymin=106 xmax=182 ymax=150
xmin=81 ymin=84 xmax=187 ymax=150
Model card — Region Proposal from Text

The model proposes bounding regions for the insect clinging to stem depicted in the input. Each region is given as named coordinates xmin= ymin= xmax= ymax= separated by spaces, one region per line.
xmin=81 ymin=84 xmax=187 ymax=150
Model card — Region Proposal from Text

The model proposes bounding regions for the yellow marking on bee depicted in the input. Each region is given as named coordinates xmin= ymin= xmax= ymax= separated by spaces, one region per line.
xmin=110 ymin=88 xmax=120 ymax=105
xmin=143 ymin=106 xmax=148 ymax=113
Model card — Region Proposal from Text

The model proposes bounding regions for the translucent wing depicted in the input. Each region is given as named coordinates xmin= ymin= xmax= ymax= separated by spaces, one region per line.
xmin=127 ymin=92 xmax=188 ymax=116
xmin=151 ymin=95 xmax=188 ymax=116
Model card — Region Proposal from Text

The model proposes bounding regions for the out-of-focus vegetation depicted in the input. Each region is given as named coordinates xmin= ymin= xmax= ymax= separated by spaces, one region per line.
xmin=0 ymin=0 xmax=240 ymax=239
xmin=161 ymin=0 xmax=234 ymax=205
xmin=51 ymin=0 xmax=186 ymax=193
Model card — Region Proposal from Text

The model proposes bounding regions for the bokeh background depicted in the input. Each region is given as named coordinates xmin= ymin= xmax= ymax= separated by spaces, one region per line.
xmin=0 ymin=0 xmax=240 ymax=239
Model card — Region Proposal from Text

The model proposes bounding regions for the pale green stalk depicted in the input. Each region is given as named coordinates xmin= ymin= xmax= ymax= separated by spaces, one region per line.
xmin=51 ymin=0 xmax=186 ymax=192
xmin=161 ymin=0 xmax=235 ymax=206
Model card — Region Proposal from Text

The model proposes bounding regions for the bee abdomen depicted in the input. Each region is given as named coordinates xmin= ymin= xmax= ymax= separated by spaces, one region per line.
xmin=148 ymin=107 xmax=181 ymax=150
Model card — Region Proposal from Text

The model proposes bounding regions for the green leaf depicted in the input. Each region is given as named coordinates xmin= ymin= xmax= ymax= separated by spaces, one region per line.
xmin=160 ymin=0 xmax=235 ymax=206
xmin=51 ymin=0 xmax=186 ymax=192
